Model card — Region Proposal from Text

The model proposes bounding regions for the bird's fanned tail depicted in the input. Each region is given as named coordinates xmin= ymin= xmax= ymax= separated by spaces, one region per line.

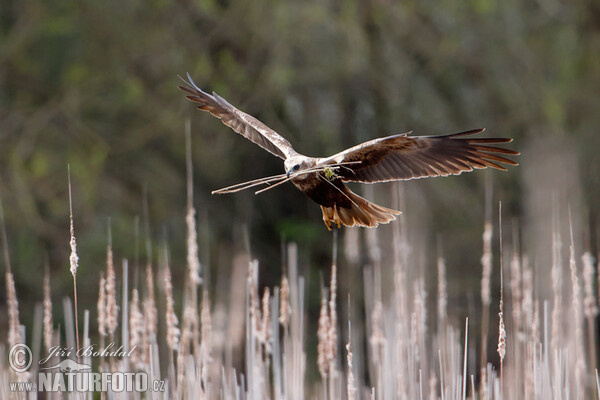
xmin=320 ymin=187 xmax=401 ymax=230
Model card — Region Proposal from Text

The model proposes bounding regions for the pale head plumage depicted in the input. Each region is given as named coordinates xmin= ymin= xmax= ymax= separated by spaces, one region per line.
xmin=284 ymin=155 xmax=314 ymax=178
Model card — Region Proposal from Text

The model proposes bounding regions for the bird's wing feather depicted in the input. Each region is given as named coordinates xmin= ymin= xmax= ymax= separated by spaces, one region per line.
xmin=179 ymin=74 xmax=297 ymax=160
xmin=321 ymin=129 xmax=519 ymax=183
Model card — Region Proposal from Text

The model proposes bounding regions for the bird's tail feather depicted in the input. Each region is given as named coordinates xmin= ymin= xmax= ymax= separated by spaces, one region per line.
xmin=320 ymin=188 xmax=401 ymax=230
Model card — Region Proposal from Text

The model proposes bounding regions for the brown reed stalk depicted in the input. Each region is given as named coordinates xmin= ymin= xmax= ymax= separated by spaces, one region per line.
xmin=568 ymin=214 xmax=586 ymax=394
xmin=200 ymin=290 xmax=212 ymax=389
xmin=328 ymin=262 xmax=338 ymax=375
xmin=279 ymin=275 xmax=290 ymax=328
xmin=43 ymin=265 xmax=53 ymax=351
xmin=480 ymin=219 xmax=493 ymax=395
xmin=164 ymin=253 xmax=180 ymax=352
xmin=0 ymin=192 xmax=22 ymax=357
xmin=509 ymin=251 xmax=522 ymax=337
xmin=346 ymin=322 xmax=357 ymax=400
xmin=6 ymin=271 xmax=21 ymax=347
xmin=261 ymin=288 xmax=272 ymax=354
xmin=582 ymin=251 xmax=598 ymax=372
xmin=480 ymin=178 xmax=493 ymax=398
xmin=437 ymin=254 xmax=447 ymax=325
xmin=144 ymin=261 xmax=158 ymax=336
xmin=67 ymin=166 xmax=81 ymax=361
xmin=317 ymin=286 xmax=331 ymax=379
xmin=97 ymin=272 xmax=107 ymax=337
xmin=129 ymin=288 xmax=143 ymax=368
xmin=497 ymin=202 xmax=506 ymax=391
xmin=551 ymin=199 xmax=562 ymax=352
xmin=105 ymin=226 xmax=119 ymax=338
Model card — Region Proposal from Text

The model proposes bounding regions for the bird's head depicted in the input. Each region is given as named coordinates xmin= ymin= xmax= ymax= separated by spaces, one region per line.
xmin=284 ymin=156 xmax=310 ymax=178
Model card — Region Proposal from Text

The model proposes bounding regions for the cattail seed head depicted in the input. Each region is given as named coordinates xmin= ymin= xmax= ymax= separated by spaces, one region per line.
xmin=186 ymin=206 xmax=202 ymax=285
xmin=497 ymin=301 xmax=506 ymax=362
xmin=105 ymin=244 xmax=119 ymax=336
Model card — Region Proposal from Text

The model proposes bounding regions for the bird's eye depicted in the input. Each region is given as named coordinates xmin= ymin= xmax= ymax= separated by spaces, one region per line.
xmin=293 ymin=164 xmax=300 ymax=171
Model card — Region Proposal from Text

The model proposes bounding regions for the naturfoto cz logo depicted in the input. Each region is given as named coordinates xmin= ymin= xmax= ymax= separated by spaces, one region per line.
xmin=8 ymin=343 xmax=165 ymax=393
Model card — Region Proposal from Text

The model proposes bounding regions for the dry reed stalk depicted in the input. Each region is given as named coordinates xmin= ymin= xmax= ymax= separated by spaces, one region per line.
xmin=551 ymin=204 xmax=562 ymax=351
xmin=105 ymin=237 xmax=119 ymax=337
xmin=480 ymin=219 xmax=493 ymax=398
xmin=369 ymin=300 xmax=384 ymax=366
xmin=43 ymin=265 xmax=53 ymax=351
xmin=568 ymin=217 xmax=586 ymax=394
xmin=97 ymin=272 xmax=107 ymax=337
xmin=185 ymin=119 xmax=201 ymax=282
xmin=462 ymin=318 xmax=469 ymax=400
xmin=261 ymin=288 xmax=272 ymax=354
xmin=597 ymin=251 xmax=600 ymax=318
xmin=437 ymin=255 xmax=447 ymax=324
xmin=6 ymin=271 xmax=21 ymax=347
xmin=317 ymin=287 xmax=331 ymax=379
xmin=412 ymin=279 xmax=428 ymax=367
xmin=144 ymin=261 xmax=158 ymax=336
xmin=582 ymin=252 xmax=598 ymax=371
xmin=328 ymin=262 xmax=338 ymax=375
xmin=497 ymin=203 xmax=506 ymax=390
xmin=164 ymin=256 xmax=180 ymax=351
xmin=184 ymin=121 xmax=202 ymax=367
xmin=248 ymin=260 xmax=260 ymax=342
xmin=200 ymin=290 xmax=212 ymax=389
xmin=247 ymin=259 xmax=269 ymax=400
xmin=429 ymin=374 xmax=437 ymax=400
xmin=279 ymin=275 xmax=290 ymax=328
xmin=509 ymin=251 xmax=522 ymax=335
xmin=481 ymin=221 xmax=493 ymax=307
xmin=186 ymin=207 xmax=201 ymax=286
xmin=346 ymin=324 xmax=357 ymax=400
xmin=178 ymin=303 xmax=196 ymax=394
xmin=521 ymin=256 xmax=533 ymax=338
xmin=129 ymin=288 xmax=144 ymax=368
xmin=343 ymin=225 xmax=360 ymax=265
xmin=582 ymin=252 xmax=599 ymax=319
xmin=67 ymin=166 xmax=81 ymax=360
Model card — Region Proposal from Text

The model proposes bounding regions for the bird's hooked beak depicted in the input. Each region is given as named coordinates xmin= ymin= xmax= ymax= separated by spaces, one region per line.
xmin=286 ymin=170 xmax=291 ymax=178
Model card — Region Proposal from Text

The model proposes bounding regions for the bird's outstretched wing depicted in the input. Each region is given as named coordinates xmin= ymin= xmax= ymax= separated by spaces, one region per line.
xmin=320 ymin=129 xmax=519 ymax=183
xmin=179 ymin=74 xmax=297 ymax=160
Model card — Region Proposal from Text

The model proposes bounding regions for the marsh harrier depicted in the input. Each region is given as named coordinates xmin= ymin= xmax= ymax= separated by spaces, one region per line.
xmin=180 ymin=75 xmax=518 ymax=230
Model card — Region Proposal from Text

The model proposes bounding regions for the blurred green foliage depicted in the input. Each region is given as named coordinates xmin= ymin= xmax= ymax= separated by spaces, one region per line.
xmin=1 ymin=0 xmax=600 ymax=338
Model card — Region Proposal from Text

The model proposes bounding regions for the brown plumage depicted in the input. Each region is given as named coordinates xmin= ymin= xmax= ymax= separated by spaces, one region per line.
xmin=179 ymin=74 xmax=519 ymax=230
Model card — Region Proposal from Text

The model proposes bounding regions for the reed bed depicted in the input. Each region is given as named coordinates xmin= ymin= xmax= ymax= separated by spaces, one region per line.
xmin=0 ymin=159 xmax=599 ymax=399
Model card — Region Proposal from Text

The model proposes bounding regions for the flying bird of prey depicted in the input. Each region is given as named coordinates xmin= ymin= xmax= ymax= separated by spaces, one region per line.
xmin=179 ymin=75 xmax=519 ymax=230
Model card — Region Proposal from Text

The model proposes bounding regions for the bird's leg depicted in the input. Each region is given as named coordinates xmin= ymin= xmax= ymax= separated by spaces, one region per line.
xmin=320 ymin=206 xmax=333 ymax=231
xmin=333 ymin=204 xmax=342 ymax=228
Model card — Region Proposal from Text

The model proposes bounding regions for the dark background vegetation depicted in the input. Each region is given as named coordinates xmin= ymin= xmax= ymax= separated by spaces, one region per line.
xmin=1 ymin=0 xmax=599 ymax=349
